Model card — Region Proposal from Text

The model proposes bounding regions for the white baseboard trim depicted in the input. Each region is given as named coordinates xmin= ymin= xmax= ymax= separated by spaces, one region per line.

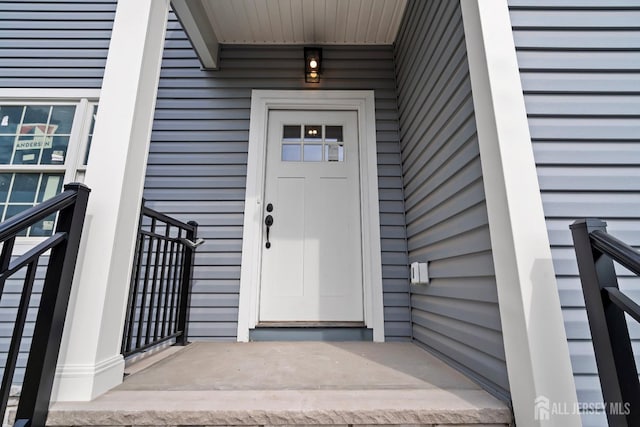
xmin=52 ymin=354 xmax=125 ymax=402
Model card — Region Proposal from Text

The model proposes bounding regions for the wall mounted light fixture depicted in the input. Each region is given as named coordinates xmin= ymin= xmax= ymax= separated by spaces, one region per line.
xmin=304 ymin=47 xmax=322 ymax=83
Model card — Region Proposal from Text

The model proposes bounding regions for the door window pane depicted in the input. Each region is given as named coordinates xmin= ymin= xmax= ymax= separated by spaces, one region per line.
xmin=304 ymin=125 xmax=322 ymax=141
xmin=304 ymin=144 xmax=323 ymax=162
xmin=325 ymin=144 xmax=344 ymax=162
xmin=283 ymin=125 xmax=301 ymax=141
xmin=281 ymin=123 xmax=347 ymax=163
xmin=325 ymin=126 xmax=343 ymax=142
xmin=282 ymin=144 xmax=301 ymax=161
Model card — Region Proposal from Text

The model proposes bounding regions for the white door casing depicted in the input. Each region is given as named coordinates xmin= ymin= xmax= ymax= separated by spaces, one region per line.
xmin=260 ymin=111 xmax=363 ymax=322
xmin=238 ymin=90 xmax=384 ymax=341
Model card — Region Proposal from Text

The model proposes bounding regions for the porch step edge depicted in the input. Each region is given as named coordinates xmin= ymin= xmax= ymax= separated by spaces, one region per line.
xmin=48 ymin=424 xmax=510 ymax=427
xmin=46 ymin=389 xmax=512 ymax=426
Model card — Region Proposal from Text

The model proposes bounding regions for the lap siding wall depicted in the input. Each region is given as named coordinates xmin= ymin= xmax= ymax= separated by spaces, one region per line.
xmin=509 ymin=1 xmax=640 ymax=425
xmin=394 ymin=0 xmax=509 ymax=401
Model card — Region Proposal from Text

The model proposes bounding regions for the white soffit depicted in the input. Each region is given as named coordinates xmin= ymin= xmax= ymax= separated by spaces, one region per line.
xmin=199 ymin=0 xmax=408 ymax=45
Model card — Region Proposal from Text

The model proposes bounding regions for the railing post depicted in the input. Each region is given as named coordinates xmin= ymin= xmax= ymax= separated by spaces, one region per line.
xmin=176 ymin=221 xmax=198 ymax=346
xmin=14 ymin=183 xmax=90 ymax=427
xmin=570 ymin=218 xmax=640 ymax=427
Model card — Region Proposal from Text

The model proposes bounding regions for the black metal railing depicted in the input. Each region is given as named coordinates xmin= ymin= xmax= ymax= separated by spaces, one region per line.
xmin=571 ymin=218 xmax=640 ymax=427
xmin=0 ymin=183 xmax=90 ymax=427
xmin=121 ymin=201 xmax=201 ymax=357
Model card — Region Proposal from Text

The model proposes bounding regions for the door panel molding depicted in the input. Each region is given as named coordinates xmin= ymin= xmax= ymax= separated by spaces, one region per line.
xmin=237 ymin=90 xmax=384 ymax=342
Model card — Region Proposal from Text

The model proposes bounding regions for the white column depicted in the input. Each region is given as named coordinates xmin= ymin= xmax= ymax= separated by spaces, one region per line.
xmin=53 ymin=0 xmax=169 ymax=401
xmin=460 ymin=1 xmax=581 ymax=426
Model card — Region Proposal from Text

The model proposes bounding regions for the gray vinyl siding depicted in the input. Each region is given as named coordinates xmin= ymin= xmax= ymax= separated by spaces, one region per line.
xmin=393 ymin=0 xmax=509 ymax=400
xmin=0 ymin=0 xmax=115 ymax=88
xmin=144 ymin=14 xmax=411 ymax=341
xmin=509 ymin=1 xmax=640 ymax=425
xmin=0 ymin=1 xmax=116 ymax=384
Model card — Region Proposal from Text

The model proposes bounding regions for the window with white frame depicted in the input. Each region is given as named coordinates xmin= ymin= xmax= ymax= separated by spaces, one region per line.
xmin=0 ymin=99 xmax=96 ymax=237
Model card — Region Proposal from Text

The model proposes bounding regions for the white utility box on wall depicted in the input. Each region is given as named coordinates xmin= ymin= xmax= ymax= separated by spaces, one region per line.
xmin=410 ymin=262 xmax=429 ymax=285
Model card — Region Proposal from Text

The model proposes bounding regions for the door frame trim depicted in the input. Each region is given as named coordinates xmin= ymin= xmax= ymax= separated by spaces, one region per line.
xmin=237 ymin=90 xmax=385 ymax=342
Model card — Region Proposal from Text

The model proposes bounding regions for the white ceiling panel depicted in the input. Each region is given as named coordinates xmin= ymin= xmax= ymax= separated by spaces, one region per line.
xmin=200 ymin=0 xmax=408 ymax=45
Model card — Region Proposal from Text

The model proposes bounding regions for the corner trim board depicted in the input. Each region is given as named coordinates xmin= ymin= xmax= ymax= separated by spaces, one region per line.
xmin=237 ymin=90 xmax=385 ymax=342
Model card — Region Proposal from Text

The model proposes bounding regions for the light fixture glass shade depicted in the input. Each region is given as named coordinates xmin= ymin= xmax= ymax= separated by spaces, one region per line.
xmin=304 ymin=47 xmax=322 ymax=83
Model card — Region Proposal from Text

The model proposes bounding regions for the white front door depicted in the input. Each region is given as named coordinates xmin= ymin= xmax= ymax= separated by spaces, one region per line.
xmin=259 ymin=110 xmax=363 ymax=322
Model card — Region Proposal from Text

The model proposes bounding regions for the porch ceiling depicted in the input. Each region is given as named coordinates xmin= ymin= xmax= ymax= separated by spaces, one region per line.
xmin=171 ymin=0 xmax=408 ymax=69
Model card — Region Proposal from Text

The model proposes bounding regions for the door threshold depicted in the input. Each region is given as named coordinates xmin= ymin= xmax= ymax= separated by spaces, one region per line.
xmin=255 ymin=321 xmax=366 ymax=328
xmin=250 ymin=323 xmax=372 ymax=341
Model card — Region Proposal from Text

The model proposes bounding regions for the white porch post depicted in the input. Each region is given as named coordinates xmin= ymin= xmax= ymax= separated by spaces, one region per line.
xmin=53 ymin=0 xmax=169 ymax=401
xmin=460 ymin=1 xmax=581 ymax=426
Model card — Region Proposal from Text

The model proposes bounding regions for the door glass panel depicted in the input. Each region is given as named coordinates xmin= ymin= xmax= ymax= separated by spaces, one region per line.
xmin=303 ymin=144 xmax=323 ymax=162
xmin=325 ymin=126 xmax=343 ymax=142
xmin=283 ymin=125 xmax=301 ymax=141
xmin=304 ymin=125 xmax=322 ymax=141
xmin=282 ymin=144 xmax=301 ymax=161
xmin=325 ymin=144 xmax=344 ymax=162
xmin=282 ymin=123 xmax=346 ymax=162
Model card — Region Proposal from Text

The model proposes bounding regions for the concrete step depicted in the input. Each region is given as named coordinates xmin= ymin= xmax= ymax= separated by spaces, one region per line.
xmin=44 ymin=388 xmax=511 ymax=426
xmin=43 ymin=342 xmax=513 ymax=426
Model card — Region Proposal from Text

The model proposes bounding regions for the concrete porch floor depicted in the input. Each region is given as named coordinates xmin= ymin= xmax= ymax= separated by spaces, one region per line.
xmin=47 ymin=342 xmax=512 ymax=426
